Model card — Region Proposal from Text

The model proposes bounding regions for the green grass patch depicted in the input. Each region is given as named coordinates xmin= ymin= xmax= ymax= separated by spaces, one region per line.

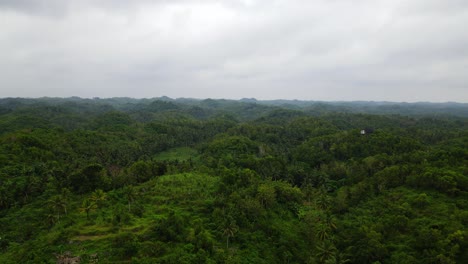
xmin=153 ymin=147 xmax=198 ymax=161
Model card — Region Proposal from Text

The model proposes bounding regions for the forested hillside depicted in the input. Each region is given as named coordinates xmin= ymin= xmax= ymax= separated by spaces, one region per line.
xmin=0 ymin=98 xmax=467 ymax=263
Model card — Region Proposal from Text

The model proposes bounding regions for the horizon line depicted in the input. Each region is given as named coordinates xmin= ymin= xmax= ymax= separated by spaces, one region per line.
xmin=0 ymin=96 xmax=467 ymax=105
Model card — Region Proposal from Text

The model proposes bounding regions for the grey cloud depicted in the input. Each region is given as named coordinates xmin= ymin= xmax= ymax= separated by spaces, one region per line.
xmin=0 ymin=0 xmax=467 ymax=101
xmin=0 ymin=0 xmax=223 ymax=16
xmin=0 ymin=0 xmax=69 ymax=17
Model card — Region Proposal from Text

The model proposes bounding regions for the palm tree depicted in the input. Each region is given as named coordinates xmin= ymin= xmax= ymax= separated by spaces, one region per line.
xmin=222 ymin=221 xmax=238 ymax=249
xmin=315 ymin=191 xmax=331 ymax=211
xmin=47 ymin=195 xmax=67 ymax=221
xmin=315 ymin=240 xmax=337 ymax=264
xmin=123 ymin=185 xmax=136 ymax=212
xmin=324 ymin=213 xmax=337 ymax=231
xmin=90 ymin=189 xmax=107 ymax=209
xmin=79 ymin=198 xmax=96 ymax=220
xmin=315 ymin=224 xmax=331 ymax=241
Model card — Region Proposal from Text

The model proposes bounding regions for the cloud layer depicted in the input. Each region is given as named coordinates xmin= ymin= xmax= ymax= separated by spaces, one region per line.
xmin=1 ymin=0 xmax=467 ymax=102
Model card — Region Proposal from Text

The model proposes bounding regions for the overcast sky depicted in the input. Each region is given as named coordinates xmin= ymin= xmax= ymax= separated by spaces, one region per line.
xmin=1 ymin=0 xmax=467 ymax=102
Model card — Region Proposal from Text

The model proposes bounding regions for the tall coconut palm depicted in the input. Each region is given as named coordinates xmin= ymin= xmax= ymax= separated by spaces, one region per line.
xmin=90 ymin=189 xmax=107 ymax=209
xmin=222 ymin=221 xmax=238 ymax=249
xmin=79 ymin=198 xmax=96 ymax=220
xmin=315 ymin=192 xmax=331 ymax=211
xmin=316 ymin=240 xmax=337 ymax=264
xmin=315 ymin=224 xmax=331 ymax=241
xmin=324 ymin=213 xmax=337 ymax=231
xmin=47 ymin=195 xmax=67 ymax=221
xmin=123 ymin=185 xmax=136 ymax=212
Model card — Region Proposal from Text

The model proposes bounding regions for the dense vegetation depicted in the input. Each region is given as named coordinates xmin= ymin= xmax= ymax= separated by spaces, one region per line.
xmin=0 ymin=97 xmax=467 ymax=263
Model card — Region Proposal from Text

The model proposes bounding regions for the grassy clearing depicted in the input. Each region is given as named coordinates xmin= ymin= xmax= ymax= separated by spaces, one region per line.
xmin=153 ymin=147 xmax=198 ymax=161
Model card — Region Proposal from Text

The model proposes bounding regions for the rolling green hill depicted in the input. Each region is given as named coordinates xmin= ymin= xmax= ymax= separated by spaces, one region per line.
xmin=0 ymin=98 xmax=466 ymax=263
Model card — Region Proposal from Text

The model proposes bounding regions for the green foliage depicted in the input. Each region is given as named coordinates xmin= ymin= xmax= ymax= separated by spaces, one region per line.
xmin=79 ymin=198 xmax=97 ymax=220
xmin=0 ymin=98 xmax=467 ymax=263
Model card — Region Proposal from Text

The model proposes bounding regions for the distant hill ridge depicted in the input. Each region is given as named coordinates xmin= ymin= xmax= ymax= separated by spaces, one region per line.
xmin=1 ymin=97 xmax=467 ymax=117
